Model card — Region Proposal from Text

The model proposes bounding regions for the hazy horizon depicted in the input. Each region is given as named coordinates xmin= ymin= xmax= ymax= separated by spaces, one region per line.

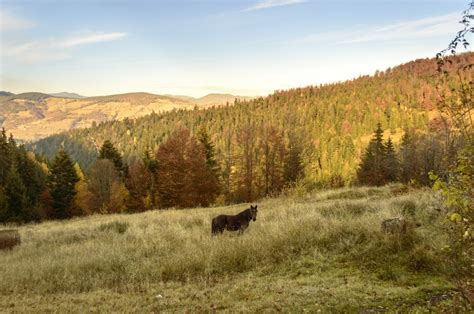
xmin=1 ymin=0 xmax=471 ymax=97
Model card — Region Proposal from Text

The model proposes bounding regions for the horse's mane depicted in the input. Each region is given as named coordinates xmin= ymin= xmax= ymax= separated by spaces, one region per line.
xmin=236 ymin=207 xmax=251 ymax=219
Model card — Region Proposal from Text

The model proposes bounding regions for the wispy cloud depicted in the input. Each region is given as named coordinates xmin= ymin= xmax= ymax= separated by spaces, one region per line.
xmin=0 ymin=9 xmax=34 ymax=31
xmin=292 ymin=13 xmax=461 ymax=45
xmin=4 ymin=32 xmax=128 ymax=63
xmin=244 ymin=0 xmax=305 ymax=12
xmin=59 ymin=32 xmax=128 ymax=48
xmin=340 ymin=13 xmax=460 ymax=44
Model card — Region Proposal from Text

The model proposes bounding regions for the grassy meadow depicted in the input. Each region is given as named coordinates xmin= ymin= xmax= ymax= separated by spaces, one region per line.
xmin=0 ymin=185 xmax=458 ymax=312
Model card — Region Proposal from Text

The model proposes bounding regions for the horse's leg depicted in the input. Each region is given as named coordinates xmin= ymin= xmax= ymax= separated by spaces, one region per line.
xmin=238 ymin=223 xmax=248 ymax=235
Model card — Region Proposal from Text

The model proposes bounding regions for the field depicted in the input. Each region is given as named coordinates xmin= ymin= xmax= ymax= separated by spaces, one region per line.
xmin=0 ymin=185 xmax=457 ymax=312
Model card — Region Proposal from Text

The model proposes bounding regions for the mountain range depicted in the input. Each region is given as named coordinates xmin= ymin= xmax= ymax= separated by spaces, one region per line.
xmin=0 ymin=91 xmax=253 ymax=141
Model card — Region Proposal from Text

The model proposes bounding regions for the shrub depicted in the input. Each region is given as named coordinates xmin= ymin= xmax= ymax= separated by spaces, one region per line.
xmin=0 ymin=229 xmax=21 ymax=250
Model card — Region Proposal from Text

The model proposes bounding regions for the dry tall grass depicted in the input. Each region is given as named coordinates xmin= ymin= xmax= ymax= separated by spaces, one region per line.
xmin=0 ymin=184 xmax=454 ymax=312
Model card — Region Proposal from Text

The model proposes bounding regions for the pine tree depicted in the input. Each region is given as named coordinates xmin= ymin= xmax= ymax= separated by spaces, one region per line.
xmin=99 ymin=140 xmax=125 ymax=176
xmin=0 ymin=187 xmax=7 ymax=221
xmin=197 ymin=127 xmax=221 ymax=178
xmin=0 ymin=128 xmax=12 ymax=186
xmin=4 ymin=166 xmax=28 ymax=222
xmin=383 ymin=137 xmax=400 ymax=182
xmin=48 ymin=149 xmax=80 ymax=219
xmin=15 ymin=146 xmax=47 ymax=208
xmin=357 ymin=123 xmax=387 ymax=186
xmin=197 ymin=127 xmax=221 ymax=200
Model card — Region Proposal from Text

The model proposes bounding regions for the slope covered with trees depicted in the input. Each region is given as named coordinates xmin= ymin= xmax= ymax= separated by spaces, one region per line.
xmin=30 ymin=53 xmax=474 ymax=197
xmin=1 ymin=54 xmax=472 ymax=221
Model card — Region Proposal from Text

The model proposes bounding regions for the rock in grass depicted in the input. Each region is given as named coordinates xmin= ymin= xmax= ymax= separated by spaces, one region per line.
xmin=0 ymin=229 xmax=21 ymax=250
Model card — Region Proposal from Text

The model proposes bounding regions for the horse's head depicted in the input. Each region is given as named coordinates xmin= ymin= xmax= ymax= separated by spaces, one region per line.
xmin=250 ymin=205 xmax=258 ymax=221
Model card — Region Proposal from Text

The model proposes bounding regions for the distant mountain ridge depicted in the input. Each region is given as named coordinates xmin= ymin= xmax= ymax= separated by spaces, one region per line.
xmin=0 ymin=91 xmax=253 ymax=140
xmin=49 ymin=92 xmax=86 ymax=99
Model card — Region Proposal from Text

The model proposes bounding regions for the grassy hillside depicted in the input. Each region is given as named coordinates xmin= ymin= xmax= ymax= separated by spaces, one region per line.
xmin=0 ymin=185 xmax=456 ymax=312
xmin=0 ymin=92 xmax=249 ymax=141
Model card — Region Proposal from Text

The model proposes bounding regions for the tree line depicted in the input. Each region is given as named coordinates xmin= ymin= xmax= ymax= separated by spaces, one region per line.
xmin=1 ymin=124 xmax=305 ymax=222
xmin=356 ymin=123 xmax=460 ymax=186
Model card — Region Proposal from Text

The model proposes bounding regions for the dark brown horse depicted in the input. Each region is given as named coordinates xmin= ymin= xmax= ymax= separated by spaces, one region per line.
xmin=211 ymin=205 xmax=258 ymax=235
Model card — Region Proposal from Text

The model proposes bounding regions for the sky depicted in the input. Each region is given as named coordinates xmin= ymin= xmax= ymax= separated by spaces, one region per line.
xmin=0 ymin=0 xmax=472 ymax=97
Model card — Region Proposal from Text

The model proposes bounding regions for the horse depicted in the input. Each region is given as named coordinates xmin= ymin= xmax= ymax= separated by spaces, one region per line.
xmin=211 ymin=205 xmax=258 ymax=235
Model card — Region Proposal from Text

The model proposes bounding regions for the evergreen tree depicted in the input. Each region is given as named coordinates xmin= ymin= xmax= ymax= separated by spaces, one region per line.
xmin=15 ymin=146 xmax=47 ymax=208
xmin=4 ymin=166 xmax=28 ymax=222
xmin=0 ymin=187 xmax=7 ymax=221
xmin=0 ymin=128 xmax=12 ymax=186
xmin=99 ymin=140 xmax=126 ymax=176
xmin=383 ymin=137 xmax=400 ymax=182
xmin=48 ymin=149 xmax=80 ymax=219
xmin=357 ymin=123 xmax=387 ymax=186
xmin=197 ymin=127 xmax=221 ymax=178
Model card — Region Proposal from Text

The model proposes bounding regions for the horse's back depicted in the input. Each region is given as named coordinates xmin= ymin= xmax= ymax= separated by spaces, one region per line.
xmin=212 ymin=214 xmax=228 ymax=235
xmin=213 ymin=214 xmax=228 ymax=224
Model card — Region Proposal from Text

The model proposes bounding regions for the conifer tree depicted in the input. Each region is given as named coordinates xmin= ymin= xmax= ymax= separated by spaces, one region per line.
xmin=99 ymin=140 xmax=125 ymax=176
xmin=0 ymin=187 xmax=7 ymax=221
xmin=4 ymin=166 xmax=28 ymax=222
xmin=15 ymin=146 xmax=47 ymax=208
xmin=357 ymin=123 xmax=387 ymax=186
xmin=0 ymin=128 xmax=12 ymax=186
xmin=48 ymin=149 xmax=80 ymax=219
xmin=197 ymin=127 xmax=221 ymax=178
xmin=383 ymin=137 xmax=400 ymax=182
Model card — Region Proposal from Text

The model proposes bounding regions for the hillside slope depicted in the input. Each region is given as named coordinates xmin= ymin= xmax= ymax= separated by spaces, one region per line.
xmin=31 ymin=53 xmax=474 ymax=186
xmin=0 ymin=186 xmax=454 ymax=311
xmin=0 ymin=92 xmax=250 ymax=141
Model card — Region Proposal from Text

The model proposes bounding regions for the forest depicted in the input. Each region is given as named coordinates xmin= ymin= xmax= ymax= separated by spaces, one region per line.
xmin=0 ymin=52 xmax=471 ymax=222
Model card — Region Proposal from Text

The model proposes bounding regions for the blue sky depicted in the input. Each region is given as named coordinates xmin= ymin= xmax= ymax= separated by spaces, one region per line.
xmin=0 ymin=0 xmax=471 ymax=97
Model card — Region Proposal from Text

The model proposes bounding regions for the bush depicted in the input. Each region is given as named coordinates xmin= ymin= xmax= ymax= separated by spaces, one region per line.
xmin=0 ymin=229 xmax=21 ymax=250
